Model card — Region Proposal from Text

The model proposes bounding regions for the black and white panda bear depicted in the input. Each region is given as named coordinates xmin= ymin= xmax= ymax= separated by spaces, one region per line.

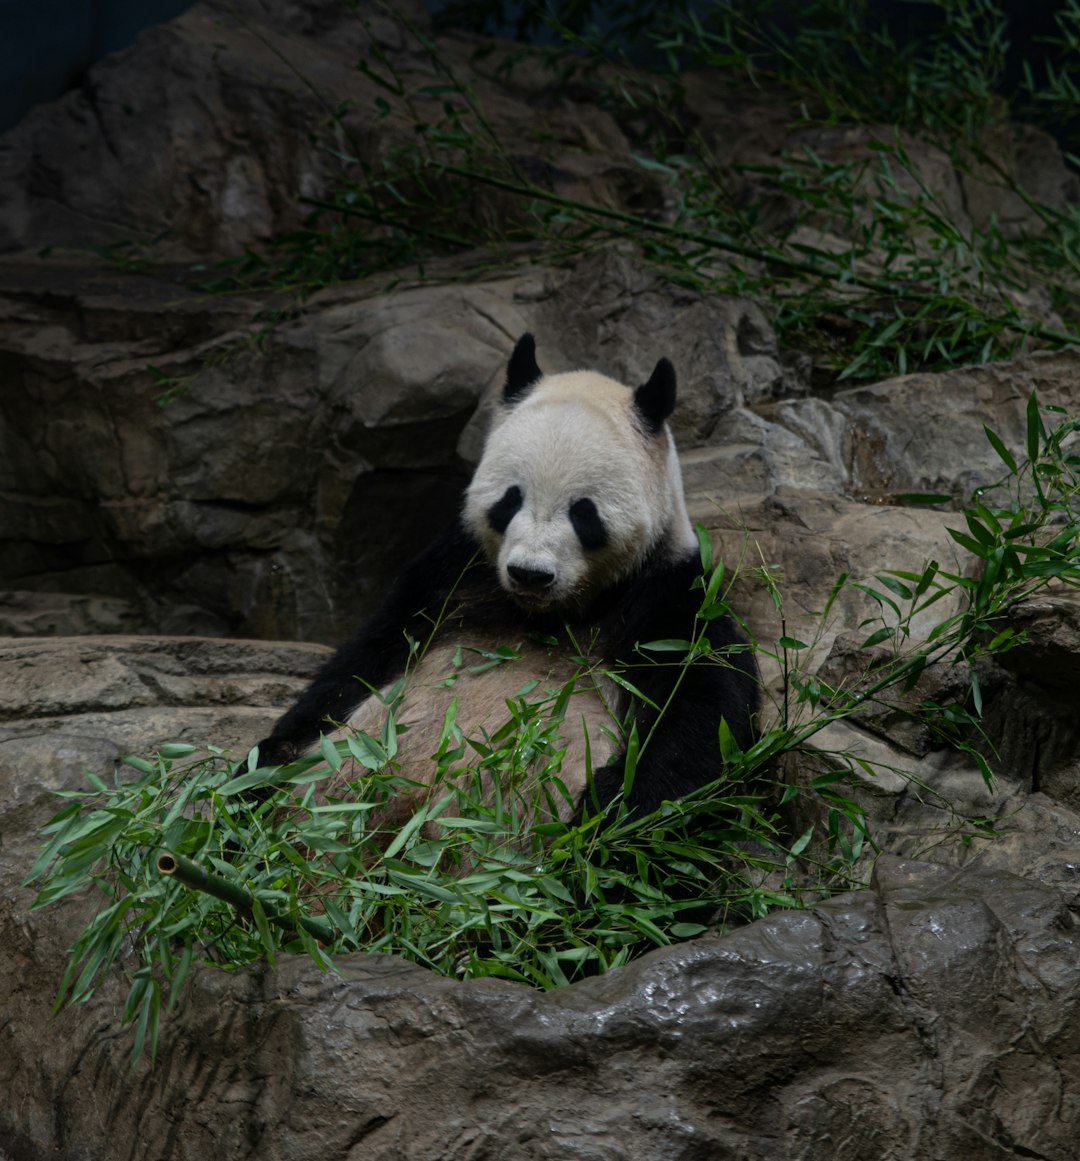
xmin=253 ymin=334 xmax=759 ymax=824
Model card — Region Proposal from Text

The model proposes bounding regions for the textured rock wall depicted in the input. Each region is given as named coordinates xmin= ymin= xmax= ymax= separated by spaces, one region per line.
xmin=1 ymin=0 xmax=1075 ymax=645
xmin=3 ymin=642 xmax=1080 ymax=1161
xmin=0 ymin=252 xmax=802 ymax=642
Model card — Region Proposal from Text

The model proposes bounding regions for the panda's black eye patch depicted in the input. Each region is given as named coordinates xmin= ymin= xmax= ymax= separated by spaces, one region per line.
xmin=487 ymin=485 xmax=523 ymax=534
xmin=569 ymin=498 xmax=608 ymax=550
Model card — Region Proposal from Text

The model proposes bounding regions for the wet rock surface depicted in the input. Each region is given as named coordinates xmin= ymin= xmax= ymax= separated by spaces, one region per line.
xmin=4 ymin=668 xmax=1079 ymax=1161
xmin=4 ymin=364 xmax=1080 ymax=1161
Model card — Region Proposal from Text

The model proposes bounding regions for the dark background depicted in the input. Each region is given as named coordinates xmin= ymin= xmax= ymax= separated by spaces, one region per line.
xmin=0 ymin=0 xmax=193 ymax=131
xmin=0 ymin=0 xmax=1070 ymax=136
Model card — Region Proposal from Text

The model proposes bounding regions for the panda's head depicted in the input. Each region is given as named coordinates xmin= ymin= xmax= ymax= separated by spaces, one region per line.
xmin=463 ymin=334 xmax=697 ymax=611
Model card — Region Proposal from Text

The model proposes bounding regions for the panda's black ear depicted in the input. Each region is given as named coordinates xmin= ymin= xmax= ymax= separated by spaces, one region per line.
xmin=634 ymin=357 xmax=676 ymax=436
xmin=504 ymin=333 xmax=543 ymax=405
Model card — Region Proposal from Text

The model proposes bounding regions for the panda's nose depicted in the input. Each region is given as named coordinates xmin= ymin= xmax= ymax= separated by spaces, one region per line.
xmin=508 ymin=564 xmax=556 ymax=590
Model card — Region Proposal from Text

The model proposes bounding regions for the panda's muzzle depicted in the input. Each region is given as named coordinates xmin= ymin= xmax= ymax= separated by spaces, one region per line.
xmin=507 ymin=563 xmax=556 ymax=592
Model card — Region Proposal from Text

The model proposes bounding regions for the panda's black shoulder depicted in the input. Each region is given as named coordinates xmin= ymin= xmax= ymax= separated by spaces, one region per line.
xmin=596 ymin=548 xmax=712 ymax=640
xmin=596 ymin=547 xmax=758 ymax=693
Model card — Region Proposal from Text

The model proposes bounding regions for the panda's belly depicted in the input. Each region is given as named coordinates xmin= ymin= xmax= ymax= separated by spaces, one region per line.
xmin=327 ymin=637 xmax=623 ymax=820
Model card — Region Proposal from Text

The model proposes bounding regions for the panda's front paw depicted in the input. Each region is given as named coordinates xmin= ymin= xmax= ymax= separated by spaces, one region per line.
xmin=576 ymin=762 xmax=674 ymax=824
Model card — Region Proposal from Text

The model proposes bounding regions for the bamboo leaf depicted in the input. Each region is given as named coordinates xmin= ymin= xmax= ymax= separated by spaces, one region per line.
xmin=695 ymin=523 xmax=713 ymax=573
xmin=318 ymin=735 xmax=343 ymax=772
xmin=1026 ymin=390 xmax=1042 ymax=464
xmin=876 ymin=574 xmax=913 ymax=599
xmin=983 ymin=424 xmax=1017 ymax=473
xmin=947 ymin=528 xmax=990 ymax=557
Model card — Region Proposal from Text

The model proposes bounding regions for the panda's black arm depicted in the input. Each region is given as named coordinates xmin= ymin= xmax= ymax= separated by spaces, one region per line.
xmin=254 ymin=520 xmax=483 ymax=765
xmin=586 ymin=554 xmax=760 ymax=818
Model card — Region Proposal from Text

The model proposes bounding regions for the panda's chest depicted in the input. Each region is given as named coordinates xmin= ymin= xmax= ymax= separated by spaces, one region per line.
xmin=341 ymin=634 xmax=624 ymax=813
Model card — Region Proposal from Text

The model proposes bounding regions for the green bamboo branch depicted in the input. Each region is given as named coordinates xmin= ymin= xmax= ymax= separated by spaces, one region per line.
xmin=434 ymin=162 xmax=1080 ymax=349
xmin=156 ymin=851 xmax=338 ymax=946
xmin=297 ymin=194 xmax=474 ymax=249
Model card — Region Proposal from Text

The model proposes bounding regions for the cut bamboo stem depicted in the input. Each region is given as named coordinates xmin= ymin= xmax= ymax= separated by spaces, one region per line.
xmin=156 ymin=851 xmax=337 ymax=946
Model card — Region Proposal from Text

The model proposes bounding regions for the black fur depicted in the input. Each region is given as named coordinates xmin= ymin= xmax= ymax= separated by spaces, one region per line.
xmin=574 ymin=549 xmax=759 ymax=816
xmin=255 ymin=518 xmax=759 ymax=818
xmin=487 ymin=485 xmax=523 ymax=534
xmin=634 ymin=358 xmax=677 ymax=436
xmin=504 ymin=333 xmax=542 ymax=404
xmin=568 ymin=497 xmax=609 ymax=550
xmin=255 ymin=522 xmax=480 ymax=766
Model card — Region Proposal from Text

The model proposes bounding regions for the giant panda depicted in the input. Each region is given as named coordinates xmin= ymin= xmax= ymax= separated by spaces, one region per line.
xmin=252 ymin=334 xmax=759 ymax=828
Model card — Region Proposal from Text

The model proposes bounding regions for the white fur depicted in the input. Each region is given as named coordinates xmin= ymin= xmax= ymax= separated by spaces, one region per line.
xmin=463 ymin=370 xmax=696 ymax=610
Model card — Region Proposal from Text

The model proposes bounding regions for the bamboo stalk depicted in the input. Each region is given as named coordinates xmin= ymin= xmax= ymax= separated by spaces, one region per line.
xmin=435 ymin=163 xmax=1080 ymax=350
xmin=156 ymin=851 xmax=337 ymax=946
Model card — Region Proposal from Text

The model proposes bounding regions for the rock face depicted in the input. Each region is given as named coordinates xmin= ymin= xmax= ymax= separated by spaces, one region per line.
xmin=0 ymin=251 xmax=804 ymax=642
xmin=3 ymin=2 xmax=1080 ymax=1159
xmin=0 ymin=0 xmax=684 ymax=263
xmin=0 ymin=0 xmax=1075 ymax=645
xmin=181 ymin=862 xmax=1080 ymax=1161
xmin=3 ymin=243 xmax=1078 ymax=644
xmin=3 ymin=637 xmax=1080 ymax=1161
xmin=0 ymin=0 xmax=414 ymax=257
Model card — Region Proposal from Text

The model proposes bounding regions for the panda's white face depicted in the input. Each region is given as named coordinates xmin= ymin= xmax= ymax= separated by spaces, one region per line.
xmin=464 ymin=364 xmax=695 ymax=611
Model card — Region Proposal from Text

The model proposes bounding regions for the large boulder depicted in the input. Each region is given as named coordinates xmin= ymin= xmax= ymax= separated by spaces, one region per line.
xmin=5 ymin=239 xmax=1078 ymax=646
xmin=0 ymin=0 xmax=670 ymax=262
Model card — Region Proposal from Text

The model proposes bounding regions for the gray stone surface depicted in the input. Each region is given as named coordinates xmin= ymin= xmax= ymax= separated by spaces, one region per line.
xmin=5 ymin=702 xmax=1080 ymax=1161
xmin=2 ymin=598 xmax=1080 ymax=1160
xmin=4 ymin=237 xmax=1077 ymax=648
xmin=0 ymin=590 xmax=143 ymax=637
xmin=832 ymin=350 xmax=1080 ymax=499
xmin=0 ymin=0 xmax=665 ymax=263
xmin=0 ymin=0 xmax=416 ymax=257
xmin=0 ymin=250 xmax=805 ymax=643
